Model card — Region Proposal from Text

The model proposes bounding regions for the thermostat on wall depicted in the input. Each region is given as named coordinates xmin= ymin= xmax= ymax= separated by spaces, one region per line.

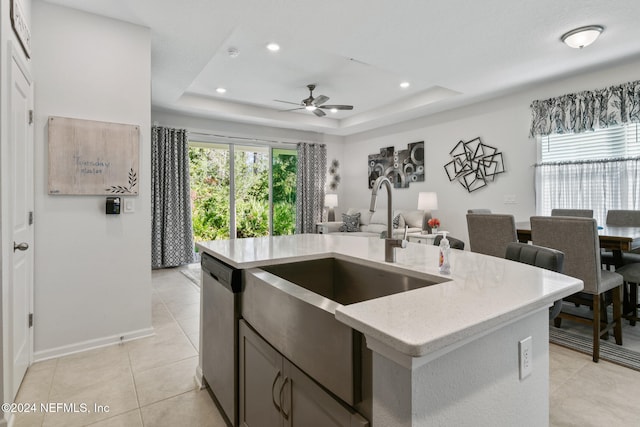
xmin=106 ymin=197 xmax=121 ymax=214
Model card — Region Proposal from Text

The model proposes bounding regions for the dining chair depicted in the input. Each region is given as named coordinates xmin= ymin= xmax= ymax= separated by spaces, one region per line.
xmin=551 ymin=208 xmax=594 ymax=218
xmin=467 ymin=209 xmax=492 ymax=214
xmin=466 ymin=213 xmax=517 ymax=258
xmin=433 ymin=234 xmax=465 ymax=250
xmin=530 ymin=216 xmax=623 ymax=362
xmin=504 ymin=242 xmax=564 ymax=320
xmin=614 ymin=263 xmax=640 ymax=326
xmin=601 ymin=209 xmax=640 ymax=268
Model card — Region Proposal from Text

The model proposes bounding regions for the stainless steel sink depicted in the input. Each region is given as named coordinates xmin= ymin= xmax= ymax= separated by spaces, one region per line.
xmin=241 ymin=257 xmax=447 ymax=420
xmin=262 ymin=257 xmax=441 ymax=305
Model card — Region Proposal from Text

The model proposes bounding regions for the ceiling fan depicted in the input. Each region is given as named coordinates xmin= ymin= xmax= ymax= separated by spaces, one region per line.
xmin=275 ymin=84 xmax=354 ymax=117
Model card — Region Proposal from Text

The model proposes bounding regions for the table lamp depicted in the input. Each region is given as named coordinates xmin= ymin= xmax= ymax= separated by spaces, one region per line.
xmin=325 ymin=194 xmax=338 ymax=222
xmin=417 ymin=192 xmax=438 ymax=232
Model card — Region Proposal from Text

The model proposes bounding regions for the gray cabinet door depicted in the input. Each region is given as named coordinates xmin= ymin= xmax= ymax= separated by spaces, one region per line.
xmin=283 ymin=355 xmax=369 ymax=427
xmin=240 ymin=320 xmax=369 ymax=427
xmin=239 ymin=320 xmax=283 ymax=427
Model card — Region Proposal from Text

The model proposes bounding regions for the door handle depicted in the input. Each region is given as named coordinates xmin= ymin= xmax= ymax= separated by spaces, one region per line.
xmin=13 ymin=242 xmax=29 ymax=252
xmin=279 ymin=376 xmax=290 ymax=420
xmin=271 ymin=371 xmax=282 ymax=413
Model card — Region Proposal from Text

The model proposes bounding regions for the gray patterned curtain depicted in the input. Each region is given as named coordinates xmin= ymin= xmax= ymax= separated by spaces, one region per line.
xmin=151 ymin=126 xmax=195 ymax=268
xmin=296 ymin=143 xmax=326 ymax=233
xmin=530 ymin=80 xmax=640 ymax=137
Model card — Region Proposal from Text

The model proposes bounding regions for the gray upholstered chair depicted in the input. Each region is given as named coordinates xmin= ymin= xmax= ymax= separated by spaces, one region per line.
xmin=466 ymin=213 xmax=516 ymax=258
xmin=530 ymin=216 xmax=623 ymax=362
xmin=606 ymin=209 xmax=640 ymax=226
xmin=602 ymin=209 xmax=640 ymax=265
xmin=551 ymin=208 xmax=593 ymax=218
xmin=467 ymin=209 xmax=492 ymax=214
xmin=433 ymin=234 xmax=465 ymax=250
xmin=614 ymin=263 xmax=640 ymax=326
xmin=504 ymin=242 xmax=564 ymax=320
xmin=603 ymin=210 xmax=640 ymax=324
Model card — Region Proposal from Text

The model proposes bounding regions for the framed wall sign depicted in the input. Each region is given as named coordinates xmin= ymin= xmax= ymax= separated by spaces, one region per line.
xmin=48 ymin=116 xmax=140 ymax=195
xmin=11 ymin=0 xmax=31 ymax=59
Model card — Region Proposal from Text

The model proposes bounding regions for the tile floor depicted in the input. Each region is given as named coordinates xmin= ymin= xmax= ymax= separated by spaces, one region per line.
xmin=10 ymin=266 xmax=640 ymax=426
xmin=11 ymin=266 xmax=225 ymax=427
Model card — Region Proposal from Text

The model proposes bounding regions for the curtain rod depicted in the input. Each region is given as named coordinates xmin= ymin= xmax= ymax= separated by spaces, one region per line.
xmin=533 ymin=156 xmax=640 ymax=167
xmin=187 ymin=131 xmax=299 ymax=146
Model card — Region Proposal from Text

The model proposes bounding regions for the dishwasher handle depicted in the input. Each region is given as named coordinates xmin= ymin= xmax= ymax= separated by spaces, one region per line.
xmin=201 ymin=252 xmax=242 ymax=293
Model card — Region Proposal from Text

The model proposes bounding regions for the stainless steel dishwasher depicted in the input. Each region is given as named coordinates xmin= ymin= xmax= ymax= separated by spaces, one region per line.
xmin=201 ymin=252 xmax=242 ymax=427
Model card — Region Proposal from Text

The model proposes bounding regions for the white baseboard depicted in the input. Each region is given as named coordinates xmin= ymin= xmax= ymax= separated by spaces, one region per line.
xmin=33 ymin=327 xmax=155 ymax=362
xmin=194 ymin=364 xmax=206 ymax=390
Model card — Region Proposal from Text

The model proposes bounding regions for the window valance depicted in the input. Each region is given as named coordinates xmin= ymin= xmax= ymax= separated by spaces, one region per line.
xmin=529 ymin=80 xmax=640 ymax=137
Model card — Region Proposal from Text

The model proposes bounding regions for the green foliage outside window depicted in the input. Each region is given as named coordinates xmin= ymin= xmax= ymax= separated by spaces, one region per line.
xmin=189 ymin=145 xmax=297 ymax=242
xmin=272 ymin=150 xmax=297 ymax=236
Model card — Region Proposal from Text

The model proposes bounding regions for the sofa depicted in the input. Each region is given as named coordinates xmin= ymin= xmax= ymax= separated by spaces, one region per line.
xmin=320 ymin=207 xmax=425 ymax=238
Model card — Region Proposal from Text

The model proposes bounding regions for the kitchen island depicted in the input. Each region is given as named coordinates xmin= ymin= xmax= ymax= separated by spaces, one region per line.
xmin=196 ymin=234 xmax=582 ymax=427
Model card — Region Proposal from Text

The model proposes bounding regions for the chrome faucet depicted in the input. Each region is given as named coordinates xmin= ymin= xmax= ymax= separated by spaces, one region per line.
xmin=370 ymin=176 xmax=408 ymax=262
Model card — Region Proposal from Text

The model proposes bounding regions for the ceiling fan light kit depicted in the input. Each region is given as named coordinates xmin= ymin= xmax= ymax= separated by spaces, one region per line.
xmin=275 ymin=84 xmax=354 ymax=117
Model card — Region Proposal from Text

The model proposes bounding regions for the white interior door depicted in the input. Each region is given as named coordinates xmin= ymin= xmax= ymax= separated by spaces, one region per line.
xmin=8 ymin=48 xmax=34 ymax=401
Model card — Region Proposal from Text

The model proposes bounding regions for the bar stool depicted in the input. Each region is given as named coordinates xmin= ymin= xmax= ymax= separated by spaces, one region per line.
xmin=615 ymin=263 xmax=640 ymax=326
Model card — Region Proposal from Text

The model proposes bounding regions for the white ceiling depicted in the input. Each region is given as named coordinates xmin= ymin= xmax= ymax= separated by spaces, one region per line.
xmin=43 ymin=0 xmax=640 ymax=136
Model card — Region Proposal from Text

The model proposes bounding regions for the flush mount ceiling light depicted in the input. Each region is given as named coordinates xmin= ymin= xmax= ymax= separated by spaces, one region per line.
xmin=266 ymin=42 xmax=280 ymax=52
xmin=561 ymin=25 xmax=604 ymax=49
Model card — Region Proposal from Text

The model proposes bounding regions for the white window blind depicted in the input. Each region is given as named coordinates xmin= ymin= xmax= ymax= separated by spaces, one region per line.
xmin=536 ymin=123 xmax=640 ymax=225
xmin=540 ymin=123 xmax=640 ymax=162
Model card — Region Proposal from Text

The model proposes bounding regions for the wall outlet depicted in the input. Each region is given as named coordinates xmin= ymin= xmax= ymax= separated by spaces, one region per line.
xmin=519 ymin=336 xmax=533 ymax=380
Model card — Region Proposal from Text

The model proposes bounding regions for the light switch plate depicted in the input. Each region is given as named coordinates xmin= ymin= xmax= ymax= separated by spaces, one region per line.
xmin=124 ymin=199 xmax=135 ymax=213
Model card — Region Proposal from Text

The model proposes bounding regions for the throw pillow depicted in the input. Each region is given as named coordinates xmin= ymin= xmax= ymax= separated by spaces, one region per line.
xmin=393 ymin=213 xmax=401 ymax=229
xmin=340 ymin=212 xmax=361 ymax=232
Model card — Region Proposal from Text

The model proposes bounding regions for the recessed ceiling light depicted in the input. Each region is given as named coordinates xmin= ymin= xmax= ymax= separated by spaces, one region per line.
xmin=561 ymin=25 xmax=604 ymax=49
xmin=266 ymin=43 xmax=280 ymax=52
xmin=216 ymin=87 xmax=226 ymax=94
xmin=400 ymin=81 xmax=410 ymax=89
xmin=330 ymin=108 xmax=338 ymax=114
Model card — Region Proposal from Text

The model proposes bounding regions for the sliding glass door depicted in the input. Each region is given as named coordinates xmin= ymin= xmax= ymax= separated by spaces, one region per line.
xmin=189 ymin=140 xmax=297 ymax=241
xmin=234 ymin=145 xmax=269 ymax=238
xmin=272 ymin=148 xmax=297 ymax=236
xmin=189 ymin=142 xmax=231 ymax=240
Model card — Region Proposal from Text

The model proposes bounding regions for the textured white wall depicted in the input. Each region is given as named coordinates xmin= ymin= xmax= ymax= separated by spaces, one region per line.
xmin=342 ymin=57 xmax=640 ymax=247
xmin=31 ymin=2 xmax=152 ymax=358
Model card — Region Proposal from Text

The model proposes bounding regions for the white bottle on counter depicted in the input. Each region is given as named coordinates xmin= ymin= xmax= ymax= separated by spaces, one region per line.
xmin=438 ymin=231 xmax=451 ymax=274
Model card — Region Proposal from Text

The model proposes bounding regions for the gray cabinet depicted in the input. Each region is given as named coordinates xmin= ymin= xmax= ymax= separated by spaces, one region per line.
xmin=239 ymin=320 xmax=368 ymax=427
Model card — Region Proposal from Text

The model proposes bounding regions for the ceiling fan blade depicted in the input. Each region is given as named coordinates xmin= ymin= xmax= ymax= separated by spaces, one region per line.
xmin=319 ymin=105 xmax=354 ymax=110
xmin=274 ymin=99 xmax=302 ymax=106
xmin=314 ymin=95 xmax=329 ymax=106
xmin=312 ymin=108 xmax=326 ymax=117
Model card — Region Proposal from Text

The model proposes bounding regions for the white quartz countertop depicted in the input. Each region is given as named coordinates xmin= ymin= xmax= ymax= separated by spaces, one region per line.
xmin=196 ymin=234 xmax=582 ymax=358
